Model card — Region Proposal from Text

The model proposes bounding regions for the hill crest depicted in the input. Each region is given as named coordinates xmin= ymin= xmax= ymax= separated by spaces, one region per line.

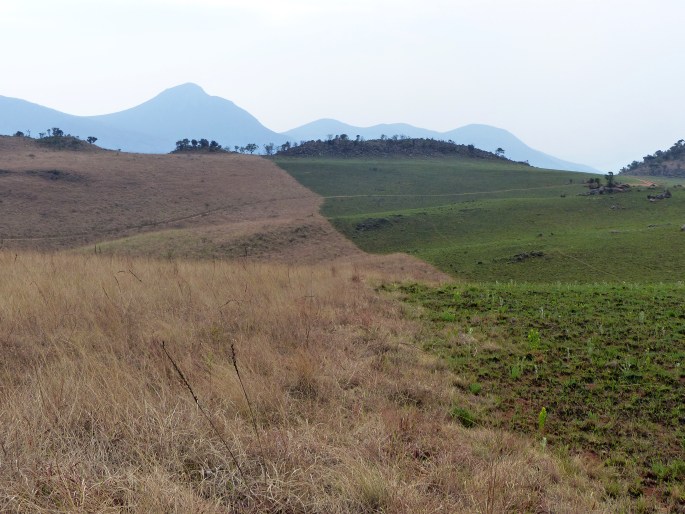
xmin=275 ymin=135 xmax=524 ymax=162
xmin=620 ymin=139 xmax=685 ymax=177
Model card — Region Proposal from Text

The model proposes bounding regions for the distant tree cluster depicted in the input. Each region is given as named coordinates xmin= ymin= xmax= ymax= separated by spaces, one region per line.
xmin=10 ymin=127 xmax=99 ymax=147
xmin=172 ymin=139 xmax=265 ymax=154
xmin=174 ymin=138 xmax=224 ymax=153
xmin=14 ymin=127 xmax=100 ymax=150
xmin=620 ymin=139 xmax=685 ymax=177
xmin=274 ymin=134 xmax=521 ymax=162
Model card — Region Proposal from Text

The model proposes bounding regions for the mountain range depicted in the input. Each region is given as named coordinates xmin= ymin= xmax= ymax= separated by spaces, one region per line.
xmin=0 ymin=83 xmax=597 ymax=172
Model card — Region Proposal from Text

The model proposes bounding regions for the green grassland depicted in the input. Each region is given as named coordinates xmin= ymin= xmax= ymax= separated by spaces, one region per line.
xmin=276 ymin=156 xmax=685 ymax=507
xmin=275 ymin=157 xmax=685 ymax=283
xmin=388 ymin=281 xmax=685 ymax=501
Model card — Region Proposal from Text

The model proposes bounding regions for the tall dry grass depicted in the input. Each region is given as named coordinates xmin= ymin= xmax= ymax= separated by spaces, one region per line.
xmin=0 ymin=251 xmax=619 ymax=512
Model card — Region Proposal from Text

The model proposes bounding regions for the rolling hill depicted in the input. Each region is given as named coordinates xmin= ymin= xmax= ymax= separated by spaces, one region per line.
xmin=0 ymin=135 xmax=442 ymax=280
xmin=283 ymin=119 xmax=598 ymax=172
xmin=620 ymin=138 xmax=685 ymax=177
xmin=1 ymin=135 xmax=680 ymax=510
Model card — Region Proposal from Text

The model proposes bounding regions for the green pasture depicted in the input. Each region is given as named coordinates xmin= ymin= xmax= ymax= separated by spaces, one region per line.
xmin=276 ymin=156 xmax=685 ymax=506
xmin=388 ymin=281 xmax=685 ymax=500
xmin=275 ymin=157 xmax=685 ymax=283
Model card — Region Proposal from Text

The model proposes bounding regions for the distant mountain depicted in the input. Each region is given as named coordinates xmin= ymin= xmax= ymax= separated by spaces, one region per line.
xmin=619 ymin=139 xmax=685 ymax=177
xmin=0 ymin=95 xmax=165 ymax=152
xmin=284 ymin=119 xmax=597 ymax=172
xmin=0 ymin=84 xmax=597 ymax=171
xmin=283 ymin=118 xmax=438 ymax=142
xmin=0 ymin=84 xmax=286 ymax=153
xmin=89 ymin=83 xmax=287 ymax=151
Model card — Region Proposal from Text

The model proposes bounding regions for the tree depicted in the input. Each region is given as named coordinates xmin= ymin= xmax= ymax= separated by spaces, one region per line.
xmin=604 ymin=171 xmax=615 ymax=189
xmin=175 ymin=138 xmax=191 ymax=151
xmin=245 ymin=143 xmax=258 ymax=154
xmin=87 ymin=136 xmax=98 ymax=144
xmin=13 ymin=131 xmax=24 ymax=137
xmin=199 ymin=138 xmax=209 ymax=149
xmin=51 ymin=127 xmax=64 ymax=137
xmin=191 ymin=139 xmax=198 ymax=148
xmin=495 ymin=147 xmax=505 ymax=158
xmin=209 ymin=140 xmax=221 ymax=150
xmin=263 ymin=142 xmax=275 ymax=156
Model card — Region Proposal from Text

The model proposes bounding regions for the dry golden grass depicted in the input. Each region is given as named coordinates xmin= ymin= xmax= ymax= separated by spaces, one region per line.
xmin=0 ymin=136 xmax=326 ymax=253
xmin=0 ymin=251 xmax=622 ymax=512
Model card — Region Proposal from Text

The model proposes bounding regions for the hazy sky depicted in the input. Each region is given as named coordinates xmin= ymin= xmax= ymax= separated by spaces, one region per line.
xmin=1 ymin=0 xmax=684 ymax=170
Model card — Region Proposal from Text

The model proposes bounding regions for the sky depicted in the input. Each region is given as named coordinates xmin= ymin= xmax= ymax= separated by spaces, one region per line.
xmin=1 ymin=0 xmax=684 ymax=170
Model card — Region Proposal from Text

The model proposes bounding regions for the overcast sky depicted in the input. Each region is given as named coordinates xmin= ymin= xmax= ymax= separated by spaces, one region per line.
xmin=1 ymin=0 xmax=683 ymax=170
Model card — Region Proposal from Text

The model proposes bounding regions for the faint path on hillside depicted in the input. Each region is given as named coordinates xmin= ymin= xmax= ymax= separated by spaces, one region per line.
xmin=1 ymin=194 xmax=314 ymax=242
xmin=322 ymin=183 xmax=577 ymax=199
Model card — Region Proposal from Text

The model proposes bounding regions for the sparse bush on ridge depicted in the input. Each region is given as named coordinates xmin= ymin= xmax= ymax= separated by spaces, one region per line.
xmin=275 ymin=135 xmax=526 ymax=162
xmin=173 ymin=137 xmax=227 ymax=153
xmin=620 ymin=138 xmax=685 ymax=177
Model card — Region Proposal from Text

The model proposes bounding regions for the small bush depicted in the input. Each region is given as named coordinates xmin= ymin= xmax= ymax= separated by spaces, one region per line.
xmin=468 ymin=382 xmax=482 ymax=395
xmin=450 ymin=406 xmax=477 ymax=428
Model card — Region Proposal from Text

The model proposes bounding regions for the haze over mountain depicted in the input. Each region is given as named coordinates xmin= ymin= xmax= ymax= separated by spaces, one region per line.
xmin=1 ymin=83 xmax=596 ymax=171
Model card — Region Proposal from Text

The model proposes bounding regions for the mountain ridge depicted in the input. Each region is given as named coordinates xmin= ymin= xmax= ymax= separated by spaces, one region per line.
xmin=1 ymin=83 xmax=596 ymax=171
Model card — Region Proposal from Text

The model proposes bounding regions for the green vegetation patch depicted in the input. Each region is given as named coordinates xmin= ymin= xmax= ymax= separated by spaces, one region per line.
xmin=276 ymin=157 xmax=685 ymax=283
xmin=388 ymin=281 xmax=685 ymax=499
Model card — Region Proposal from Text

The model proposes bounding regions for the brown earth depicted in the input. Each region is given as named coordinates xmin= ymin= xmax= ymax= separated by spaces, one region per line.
xmin=0 ymin=136 xmax=446 ymax=281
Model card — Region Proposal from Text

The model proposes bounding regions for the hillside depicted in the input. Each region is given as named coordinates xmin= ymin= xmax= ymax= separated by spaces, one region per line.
xmin=0 ymin=251 xmax=623 ymax=512
xmin=275 ymin=135 xmax=518 ymax=161
xmin=0 ymin=136 xmax=443 ymax=281
xmin=1 ymin=137 xmax=681 ymax=510
xmin=275 ymin=157 xmax=685 ymax=283
xmin=620 ymin=139 xmax=685 ymax=177
xmin=0 ymin=137 xmax=628 ymax=511
xmin=283 ymin=119 xmax=598 ymax=172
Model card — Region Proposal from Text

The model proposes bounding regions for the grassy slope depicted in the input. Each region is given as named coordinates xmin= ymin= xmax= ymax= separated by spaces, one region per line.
xmin=276 ymin=157 xmax=685 ymax=509
xmin=388 ymin=281 xmax=685 ymax=505
xmin=276 ymin=157 xmax=685 ymax=283
xmin=0 ymin=252 xmax=616 ymax=512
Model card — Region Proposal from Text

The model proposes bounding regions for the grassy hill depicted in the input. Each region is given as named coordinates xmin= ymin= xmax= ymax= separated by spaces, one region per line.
xmin=621 ymin=139 xmax=685 ymax=177
xmin=1 ymin=140 xmax=681 ymax=510
xmin=275 ymin=157 xmax=685 ymax=283
xmin=276 ymin=135 xmax=519 ymax=162
xmin=0 ymin=136 xmax=358 ymax=264
xmin=274 ymin=156 xmax=685 ymax=508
